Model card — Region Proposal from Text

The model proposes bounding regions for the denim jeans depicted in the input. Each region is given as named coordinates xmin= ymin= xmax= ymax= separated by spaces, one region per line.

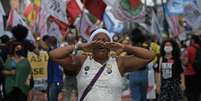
xmin=48 ymin=83 xmax=63 ymax=101
xmin=64 ymin=76 xmax=77 ymax=101
xmin=129 ymin=70 xmax=148 ymax=101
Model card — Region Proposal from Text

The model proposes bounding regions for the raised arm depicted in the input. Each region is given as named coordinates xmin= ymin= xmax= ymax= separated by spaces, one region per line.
xmin=105 ymin=42 xmax=154 ymax=74
xmin=49 ymin=45 xmax=83 ymax=72
xmin=49 ymin=45 xmax=75 ymax=59
xmin=120 ymin=44 xmax=154 ymax=72
xmin=48 ymin=42 xmax=97 ymax=72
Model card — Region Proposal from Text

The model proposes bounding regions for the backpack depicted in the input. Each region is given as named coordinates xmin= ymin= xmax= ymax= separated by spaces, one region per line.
xmin=193 ymin=47 xmax=201 ymax=73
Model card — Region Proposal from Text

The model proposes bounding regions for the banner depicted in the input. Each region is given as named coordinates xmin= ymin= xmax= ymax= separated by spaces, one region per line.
xmin=28 ymin=51 xmax=48 ymax=90
xmin=27 ymin=51 xmax=65 ymax=101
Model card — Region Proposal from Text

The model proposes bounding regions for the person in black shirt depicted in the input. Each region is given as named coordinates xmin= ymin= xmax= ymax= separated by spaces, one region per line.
xmin=156 ymin=39 xmax=185 ymax=101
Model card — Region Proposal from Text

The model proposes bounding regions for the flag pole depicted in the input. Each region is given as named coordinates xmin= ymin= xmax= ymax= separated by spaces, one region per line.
xmin=161 ymin=0 xmax=169 ymax=37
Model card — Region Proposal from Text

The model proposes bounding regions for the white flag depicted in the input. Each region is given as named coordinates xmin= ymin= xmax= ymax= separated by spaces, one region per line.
xmin=35 ymin=9 xmax=49 ymax=37
xmin=7 ymin=10 xmax=27 ymax=27
xmin=75 ymin=12 xmax=96 ymax=41
xmin=7 ymin=10 xmax=35 ymax=41
xmin=104 ymin=7 xmax=124 ymax=33
xmin=41 ymin=0 xmax=67 ymax=22
xmin=47 ymin=22 xmax=62 ymax=42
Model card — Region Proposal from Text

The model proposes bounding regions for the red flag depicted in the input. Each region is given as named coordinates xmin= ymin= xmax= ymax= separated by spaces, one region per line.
xmin=83 ymin=0 xmax=106 ymax=20
xmin=23 ymin=3 xmax=33 ymax=17
xmin=49 ymin=15 xmax=69 ymax=36
xmin=129 ymin=0 xmax=141 ymax=9
xmin=66 ymin=0 xmax=81 ymax=25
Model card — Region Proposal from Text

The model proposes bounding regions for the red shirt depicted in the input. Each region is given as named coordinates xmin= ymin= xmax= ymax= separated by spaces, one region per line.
xmin=184 ymin=44 xmax=200 ymax=75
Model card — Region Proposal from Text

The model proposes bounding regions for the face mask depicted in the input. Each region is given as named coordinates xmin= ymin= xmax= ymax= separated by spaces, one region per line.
xmin=164 ymin=46 xmax=173 ymax=53
xmin=16 ymin=49 xmax=24 ymax=56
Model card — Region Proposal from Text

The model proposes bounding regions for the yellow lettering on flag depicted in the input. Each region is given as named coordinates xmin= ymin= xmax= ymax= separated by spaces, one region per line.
xmin=28 ymin=51 xmax=48 ymax=79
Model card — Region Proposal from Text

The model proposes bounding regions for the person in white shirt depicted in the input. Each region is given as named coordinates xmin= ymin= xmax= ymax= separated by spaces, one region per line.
xmin=49 ymin=28 xmax=154 ymax=101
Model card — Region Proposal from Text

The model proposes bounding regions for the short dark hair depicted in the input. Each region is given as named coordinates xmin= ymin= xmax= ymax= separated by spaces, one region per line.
xmin=42 ymin=35 xmax=50 ymax=42
xmin=0 ymin=35 xmax=9 ymax=43
xmin=130 ymin=28 xmax=146 ymax=45
xmin=48 ymin=36 xmax=57 ymax=45
xmin=11 ymin=24 xmax=28 ymax=41
xmin=191 ymin=35 xmax=201 ymax=44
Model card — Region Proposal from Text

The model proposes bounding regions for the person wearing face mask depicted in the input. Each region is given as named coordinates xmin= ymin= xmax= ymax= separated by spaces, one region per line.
xmin=156 ymin=39 xmax=185 ymax=101
xmin=2 ymin=41 xmax=32 ymax=101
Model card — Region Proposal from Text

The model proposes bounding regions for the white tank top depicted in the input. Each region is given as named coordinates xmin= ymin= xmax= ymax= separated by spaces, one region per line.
xmin=76 ymin=56 xmax=123 ymax=101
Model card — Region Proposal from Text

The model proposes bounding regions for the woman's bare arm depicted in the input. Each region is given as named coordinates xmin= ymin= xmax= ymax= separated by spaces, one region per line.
xmin=104 ymin=42 xmax=154 ymax=74
xmin=119 ymin=45 xmax=154 ymax=72
xmin=49 ymin=45 xmax=83 ymax=72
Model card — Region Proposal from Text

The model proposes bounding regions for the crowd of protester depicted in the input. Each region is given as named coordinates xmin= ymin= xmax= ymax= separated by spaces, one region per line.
xmin=0 ymin=24 xmax=200 ymax=101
